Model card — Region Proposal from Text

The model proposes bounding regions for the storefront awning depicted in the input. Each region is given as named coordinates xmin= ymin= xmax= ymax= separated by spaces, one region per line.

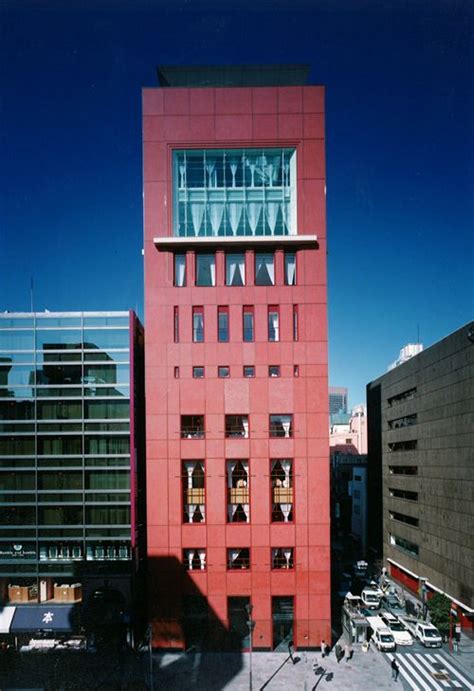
xmin=0 ymin=606 xmax=16 ymax=634
xmin=10 ymin=605 xmax=77 ymax=633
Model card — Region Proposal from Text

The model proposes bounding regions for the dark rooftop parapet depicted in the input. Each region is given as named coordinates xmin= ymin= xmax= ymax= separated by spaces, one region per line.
xmin=156 ymin=64 xmax=310 ymax=88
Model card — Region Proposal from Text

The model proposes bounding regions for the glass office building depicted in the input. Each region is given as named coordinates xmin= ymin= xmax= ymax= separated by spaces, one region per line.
xmin=0 ymin=311 xmax=145 ymax=642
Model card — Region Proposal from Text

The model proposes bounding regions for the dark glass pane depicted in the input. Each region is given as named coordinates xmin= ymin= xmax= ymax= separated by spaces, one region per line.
xmin=37 ymin=400 xmax=82 ymax=420
xmin=36 ymin=363 xmax=82 ymax=385
xmin=37 ymin=437 xmax=82 ymax=455
xmin=39 ymin=506 xmax=84 ymax=525
xmin=1 ymin=506 xmax=36 ymax=525
xmin=0 ymin=400 xmax=35 ymax=420
xmin=0 ymin=436 xmax=35 ymax=455
xmin=84 ymin=436 xmax=130 ymax=455
xmin=38 ymin=471 xmax=83 ymax=490
xmin=0 ymin=472 xmax=35 ymax=490
xmin=85 ymin=506 xmax=130 ymax=525
xmin=0 ymin=365 xmax=35 ymax=387
xmin=86 ymin=470 xmax=130 ymax=490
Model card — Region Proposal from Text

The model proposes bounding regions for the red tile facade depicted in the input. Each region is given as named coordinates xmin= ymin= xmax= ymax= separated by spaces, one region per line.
xmin=143 ymin=81 xmax=330 ymax=649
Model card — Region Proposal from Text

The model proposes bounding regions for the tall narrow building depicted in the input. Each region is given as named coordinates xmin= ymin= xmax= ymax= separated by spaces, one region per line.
xmin=143 ymin=65 xmax=330 ymax=650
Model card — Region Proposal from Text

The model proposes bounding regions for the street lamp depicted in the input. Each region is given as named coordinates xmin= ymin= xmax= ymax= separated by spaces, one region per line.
xmin=245 ymin=603 xmax=256 ymax=691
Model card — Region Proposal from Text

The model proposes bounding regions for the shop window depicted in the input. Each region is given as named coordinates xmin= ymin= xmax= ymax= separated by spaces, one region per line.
xmin=182 ymin=461 xmax=205 ymax=523
xmin=269 ymin=414 xmax=293 ymax=438
xmin=225 ymin=415 xmax=249 ymax=438
xmin=271 ymin=459 xmax=293 ymax=522
xmin=227 ymin=460 xmax=249 ymax=523
xmin=181 ymin=415 xmax=205 ymax=439
xmin=227 ymin=548 xmax=250 ymax=569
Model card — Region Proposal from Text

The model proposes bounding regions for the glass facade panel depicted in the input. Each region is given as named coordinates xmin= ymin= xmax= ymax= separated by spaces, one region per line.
xmin=38 ymin=472 xmax=83 ymax=490
xmin=0 ymin=330 xmax=35 ymax=351
xmin=83 ymin=316 xmax=129 ymax=327
xmin=37 ymin=400 xmax=82 ymax=420
xmin=173 ymin=148 xmax=297 ymax=236
xmin=0 ymin=365 xmax=35 ymax=387
xmin=86 ymin=470 xmax=130 ymax=490
xmin=85 ymin=506 xmax=130 ymax=525
xmin=84 ymin=436 xmax=130 ymax=455
xmin=39 ymin=506 xmax=84 ymax=525
xmin=83 ymin=329 xmax=129 ymax=350
xmin=0 ymin=400 xmax=35 ymax=420
xmin=36 ymin=330 xmax=83 ymax=350
xmin=0 ymin=472 xmax=35 ymax=490
xmin=36 ymin=363 xmax=82 ymax=385
xmin=0 ymin=436 xmax=35 ymax=455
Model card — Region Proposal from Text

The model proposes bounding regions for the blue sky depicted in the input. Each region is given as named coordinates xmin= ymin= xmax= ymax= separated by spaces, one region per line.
xmin=1 ymin=0 xmax=472 ymax=406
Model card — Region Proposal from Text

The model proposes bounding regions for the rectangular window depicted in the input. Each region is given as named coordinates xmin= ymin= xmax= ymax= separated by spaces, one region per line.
xmin=195 ymin=254 xmax=215 ymax=286
xmin=226 ymin=253 xmax=245 ymax=286
xmin=389 ymin=511 xmax=419 ymax=527
xmin=388 ymin=465 xmax=418 ymax=475
xmin=218 ymin=307 xmax=229 ymax=342
xmin=389 ymin=487 xmax=418 ymax=501
xmin=243 ymin=366 xmax=255 ymax=378
xmin=268 ymin=306 xmax=279 ymax=342
xmin=284 ymin=252 xmax=296 ymax=285
xmin=255 ymin=253 xmax=275 ymax=286
xmin=293 ymin=365 xmax=299 ymax=377
xmin=184 ymin=548 xmax=206 ymax=570
xmin=174 ymin=254 xmax=186 ymax=286
xmin=181 ymin=415 xmax=205 ymax=439
xmin=182 ymin=461 xmax=205 ymax=523
xmin=192 ymin=307 xmax=204 ymax=342
xmin=272 ymin=548 xmax=294 ymax=569
xmin=227 ymin=460 xmax=249 ymax=523
xmin=388 ymin=440 xmax=417 ymax=452
xmin=388 ymin=414 xmax=417 ymax=429
xmin=390 ymin=533 xmax=419 ymax=557
xmin=218 ymin=366 xmax=230 ymax=378
xmin=387 ymin=387 xmax=417 ymax=406
xmin=193 ymin=367 xmax=205 ymax=379
xmin=225 ymin=415 xmax=249 ymax=438
xmin=243 ymin=307 xmax=254 ymax=342
xmin=174 ymin=366 xmax=180 ymax=379
xmin=227 ymin=548 xmax=250 ymax=569
xmin=269 ymin=366 xmax=280 ymax=377
xmin=269 ymin=414 xmax=293 ymax=438
xmin=173 ymin=148 xmax=297 ymax=237
xmin=174 ymin=307 xmax=179 ymax=343
xmin=293 ymin=305 xmax=298 ymax=341
xmin=271 ymin=459 xmax=293 ymax=522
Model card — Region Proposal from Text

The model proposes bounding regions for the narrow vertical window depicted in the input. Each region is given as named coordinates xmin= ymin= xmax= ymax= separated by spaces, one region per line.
xmin=284 ymin=252 xmax=296 ymax=285
xmin=174 ymin=254 xmax=186 ymax=287
xmin=196 ymin=254 xmax=216 ymax=286
xmin=174 ymin=307 xmax=179 ymax=343
xmin=268 ymin=306 xmax=279 ymax=342
xmin=218 ymin=306 xmax=229 ymax=342
xmin=243 ymin=306 xmax=254 ymax=342
xmin=226 ymin=253 xmax=245 ymax=286
xmin=174 ymin=366 xmax=180 ymax=378
xmin=255 ymin=252 xmax=275 ymax=286
xmin=193 ymin=307 xmax=204 ymax=343
xmin=293 ymin=305 xmax=298 ymax=341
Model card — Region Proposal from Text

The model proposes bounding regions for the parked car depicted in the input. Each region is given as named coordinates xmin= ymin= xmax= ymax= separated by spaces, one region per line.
xmin=372 ymin=627 xmax=396 ymax=652
xmin=415 ymin=622 xmax=442 ymax=648
xmin=383 ymin=591 xmax=403 ymax=609
xmin=380 ymin=612 xmax=414 ymax=646
xmin=361 ymin=585 xmax=383 ymax=610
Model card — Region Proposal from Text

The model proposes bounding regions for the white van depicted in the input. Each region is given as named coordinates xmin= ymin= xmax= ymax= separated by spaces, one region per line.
xmin=380 ymin=612 xmax=413 ymax=646
xmin=415 ymin=622 xmax=442 ymax=648
xmin=372 ymin=627 xmax=396 ymax=652
xmin=361 ymin=585 xmax=383 ymax=610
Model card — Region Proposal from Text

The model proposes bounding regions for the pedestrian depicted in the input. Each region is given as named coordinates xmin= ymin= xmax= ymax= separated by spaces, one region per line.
xmin=345 ymin=643 xmax=353 ymax=661
xmin=321 ymin=639 xmax=326 ymax=658
xmin=325 ymin=642 xmax=331 ymax=657
xmin=288 ymin=639 xmax=295 ymax=664
xmin=391 ymin=657 xmax=399 ymax=681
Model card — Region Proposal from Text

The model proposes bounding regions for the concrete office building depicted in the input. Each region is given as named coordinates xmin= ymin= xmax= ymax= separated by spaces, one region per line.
xmin=0 ymin=311 xmax=145 ymax=644
xmin=143 ymin=65 xmax=331 ymax=650
xmin=367 ymin=322 xmax=474 ymax=629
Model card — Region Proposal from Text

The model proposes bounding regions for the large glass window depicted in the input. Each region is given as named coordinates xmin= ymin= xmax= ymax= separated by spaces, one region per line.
xmin=182 ymin=461 xmax=205 ymax=523
xmin=173 ymin=148 xmax=297 ymax=237
xmin=269 ymin=415 xmax=293 ymax=438
xmin=255 ymin=253 xmax=275 ymax=286
xmin=226 ymin=253 xmax=245 ymax=285
xmin=195 ymin=254 xmax=216 ymax=286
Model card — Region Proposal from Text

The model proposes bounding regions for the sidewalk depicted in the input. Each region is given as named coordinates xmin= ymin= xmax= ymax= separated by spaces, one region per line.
xmin=154 ymin=643 xmax=399 ymax=690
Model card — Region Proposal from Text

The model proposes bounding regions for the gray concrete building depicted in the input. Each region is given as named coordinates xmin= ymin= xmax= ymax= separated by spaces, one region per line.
xmin=367 ymin=322 xmax=474 ymax=629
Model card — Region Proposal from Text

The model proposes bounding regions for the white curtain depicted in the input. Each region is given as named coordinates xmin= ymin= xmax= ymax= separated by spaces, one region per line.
xmin=228 ymin=203 xmax=243 ymax=235
xmin=283 ymin=548 xmax=293 ymax=568
xmin=187 ymin=550 xmax=195 ymax=570
xmin=269 ymin=312 xmax=279 ymax=341
xmin=266 ymin=202 xmax=279 ymax=234
xmin=227 ymin=461 xmax=237 ymax=488
xmin=228 ymin=258 xmax=237 ymax=285
xmin=243 ymin=504 xmax=250 ymax=522
xmin=206 ymin=160 xmax=216 ymax=187
xmin=191 ymin=203 xmax=205 ymax=235
xmin=281 ymin=201 xmax=290 ymax=232
xmin=242 ymin=418 xmax=249 ymax=438
xmin=198 ymin=549 xmax=206 ymax=570
xmin=281 ymin=459 xmax=292 ymax=486
xmin=209 ymin=203 xmax=224 ymax=235
xmin=175 ymin=255 xmax=186 ymax=286
xmin=281 ymin=504 xmax=292 ymax=522
xmin=184 ymin=462 xmax=194 ymax=489
xmin=229 ymin=549 xmax=240 ymax=567
xmin=266 ymin=255 xmax=275 ymax=284
xmin=209 ymin=257 xmax=216 ymax=286
xmin=187 ymin=504 xmax=197 ymax=522
xmin=247 ymin=202 xmax=262 ymax=234
xmin=285 ymin=254 xmax=296 ymax=285
xmin=282 ymin=419 xmax=291 ymax=438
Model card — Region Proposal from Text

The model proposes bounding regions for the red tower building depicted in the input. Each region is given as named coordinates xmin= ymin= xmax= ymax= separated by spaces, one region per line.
xmin=143 ymin=65 xmax=330 ymax=650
